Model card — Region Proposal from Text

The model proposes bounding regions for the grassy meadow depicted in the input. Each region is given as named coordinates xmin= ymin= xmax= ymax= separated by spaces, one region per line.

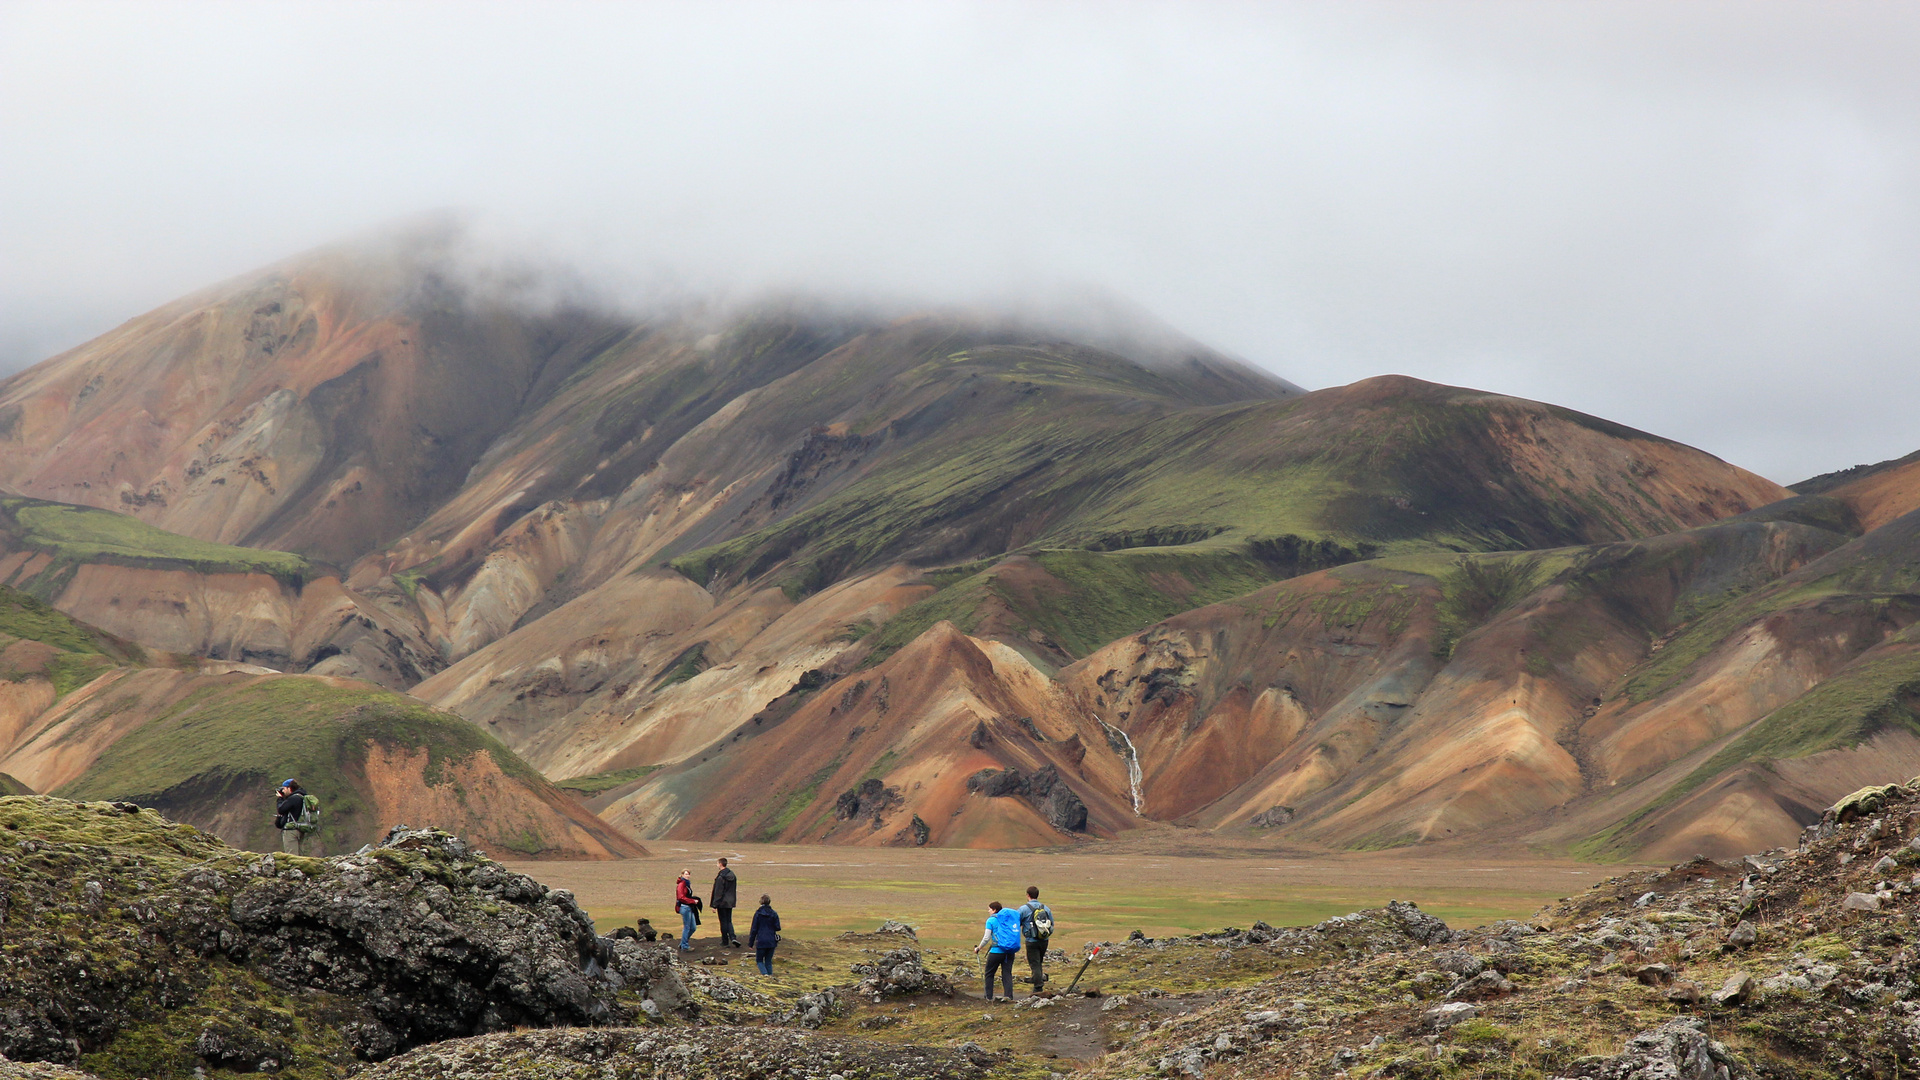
xmin=514 ymin=842 xmax=1629 ymax=952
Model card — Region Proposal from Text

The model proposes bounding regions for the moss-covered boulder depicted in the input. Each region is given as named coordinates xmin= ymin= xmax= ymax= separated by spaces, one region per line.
xmin=0 ymin=798 xmax=634 ymax=1077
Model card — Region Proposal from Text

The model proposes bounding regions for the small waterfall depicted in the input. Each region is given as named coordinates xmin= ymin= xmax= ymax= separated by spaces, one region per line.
xmin=1103 ymin=723 xmax=1145 ymax=815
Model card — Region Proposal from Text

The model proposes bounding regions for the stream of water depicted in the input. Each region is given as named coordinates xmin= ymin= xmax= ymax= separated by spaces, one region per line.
xmin=1112 ymin=726 xmax=1144 ymax=815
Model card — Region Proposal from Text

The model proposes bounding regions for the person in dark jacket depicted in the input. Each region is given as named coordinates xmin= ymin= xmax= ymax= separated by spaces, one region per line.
xmin=273 ymin=780 xmax=306 ymax=856
xmin=748 ymin=893 xmax=781 ymax=975
xmin=674 ymin=871 xmax=700 ymax=950
xmin=1018 ymin=885 xmax=1053 ymax=990
xmin=711 ymin=857 xmax=740 ymax=947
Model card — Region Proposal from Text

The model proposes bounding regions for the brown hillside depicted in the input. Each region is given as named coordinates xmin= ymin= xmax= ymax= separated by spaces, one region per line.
xmin=601 ymin=621 xmax=1137 ymax=849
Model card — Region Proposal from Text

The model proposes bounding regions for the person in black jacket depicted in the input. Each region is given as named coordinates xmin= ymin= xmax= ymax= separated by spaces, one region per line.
xmin=748 ymin=894 xmax=781 ymax=975
xmin=711 ymin=857 xmax=740 ymax=947
xmin=273 ymin=780 xmax=306 ymax=855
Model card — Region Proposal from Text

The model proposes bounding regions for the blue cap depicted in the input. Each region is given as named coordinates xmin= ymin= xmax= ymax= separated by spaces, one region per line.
xmin=282 ymin=779 xmax=297 ymax=787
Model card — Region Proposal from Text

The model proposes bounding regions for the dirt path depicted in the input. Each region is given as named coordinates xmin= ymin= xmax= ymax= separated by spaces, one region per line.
xmin=511 ymin=842 xmax=1641 ymax=950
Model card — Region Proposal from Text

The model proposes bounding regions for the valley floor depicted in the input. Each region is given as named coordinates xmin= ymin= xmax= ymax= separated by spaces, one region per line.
xmin=509 ymin=841 xmax=1639 ymax=951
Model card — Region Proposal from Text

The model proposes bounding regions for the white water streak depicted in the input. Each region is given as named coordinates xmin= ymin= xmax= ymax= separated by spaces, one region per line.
xmin=1111 ymin=725 xmax=1144 ymax=815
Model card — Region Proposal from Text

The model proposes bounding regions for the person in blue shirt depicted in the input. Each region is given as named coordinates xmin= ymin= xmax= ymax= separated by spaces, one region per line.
xmin=972 ymin=900 xmax=1024 ymax=1000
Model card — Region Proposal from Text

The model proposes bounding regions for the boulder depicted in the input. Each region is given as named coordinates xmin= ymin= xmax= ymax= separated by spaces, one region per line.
xmin=1843 ymin=891 xmax=1883 ymax=912
xmin=1666 ymin=980 xmax=1706 ymax=1005
xmin=1431 ymin=949 xmax=1486 ymax=977
xmin=1386 ymin=900 xmax=1454 ymax=944
xmin=1248 ymin=805 xmax=1295 ymax=828
xmin=1727 ymin=920 xmax=1758 ymax=947
xmin=1556 ymin=1018 xmax=1737 ymax=1080
xmin=1447 ymin=970 xmax=1515 ymax=1000
xmin=850 ymin=946 xmax=955 ymax=998
xmin=1710 ymin=972 xmax=1757 ymax=1007
xmin=1635 ymin=964 xmax=1675 ymax=986
xmin=1423 ymin=1002 xmax=1480 ymax=1031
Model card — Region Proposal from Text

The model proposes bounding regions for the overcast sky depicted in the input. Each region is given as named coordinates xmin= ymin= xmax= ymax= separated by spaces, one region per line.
xmin=3 ymin=2 xmax=1917 ymax=483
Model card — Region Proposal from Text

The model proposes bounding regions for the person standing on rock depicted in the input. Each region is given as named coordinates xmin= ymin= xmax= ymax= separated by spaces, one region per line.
xmin=274 ymin=779 xmax=307 ymax=855
xmin=711 ymin=857 xmax=740 ymax=947
xmin=974 ymin=900 xmax=1023 ymax=1001
xmin=1018 ymin=885 xmax=1054 ymax=991
xmin=749 ymin=893 xmax=781 ymax=975
xmin=674 ymin=870 xmax=700 ymax=950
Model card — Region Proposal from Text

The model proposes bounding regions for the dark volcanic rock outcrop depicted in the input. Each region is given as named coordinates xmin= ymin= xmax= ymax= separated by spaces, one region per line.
xmin=0 ymin=799 xmax=635 ymax=1072
xmin=358 ymin=1027 xmax=998 ymax=1080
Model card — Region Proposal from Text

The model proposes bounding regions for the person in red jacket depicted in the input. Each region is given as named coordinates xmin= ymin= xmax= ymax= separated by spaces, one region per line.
xmin=674 ymin=870 xmax=700 ymax=950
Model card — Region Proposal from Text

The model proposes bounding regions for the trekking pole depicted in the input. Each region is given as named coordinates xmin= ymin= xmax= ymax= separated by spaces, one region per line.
xmin=1062 ymin=945 xmax=1102 ymax=994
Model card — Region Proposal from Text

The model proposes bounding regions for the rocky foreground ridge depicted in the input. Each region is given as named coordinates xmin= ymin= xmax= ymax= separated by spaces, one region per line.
xmin=12 ymin=784 xmax=1920 ymax=1078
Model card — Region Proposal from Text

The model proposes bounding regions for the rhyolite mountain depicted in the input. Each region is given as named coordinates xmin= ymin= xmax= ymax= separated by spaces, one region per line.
xmin=11 ymin=228 xmax=1913 ymax=858
xmin=0 ymin=580 xmax=640 ymax=858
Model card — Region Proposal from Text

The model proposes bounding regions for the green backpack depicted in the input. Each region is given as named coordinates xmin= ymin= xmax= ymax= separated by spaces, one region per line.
xmin=295 ymin=794 xmax=320 ymax=834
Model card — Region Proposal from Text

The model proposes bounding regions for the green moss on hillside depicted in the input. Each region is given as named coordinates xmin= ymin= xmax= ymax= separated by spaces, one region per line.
xmin=0 ymin=497 xmax=311 ymax=588
xmin=554 ymin=765 xmax=662 ymax=797
xmin=56 ymin=677 xmax=545 ymax=851
xmin=0 ymin=582 xmax=108 ymax=653
xmin=861 ymin=546 xmax=1308 ymax=667
xmin=0 ymin=582 xmax=141 ymax=698
xmin=0 ymin=796 xmax=226 ymax=863
xmin=0 ymin=772 xmax=36 ymax=796
xmin=1429 ymin=553 xmax=1549 ymax=659
xmin=1584 ymin=650 xmax=1920 ymax=859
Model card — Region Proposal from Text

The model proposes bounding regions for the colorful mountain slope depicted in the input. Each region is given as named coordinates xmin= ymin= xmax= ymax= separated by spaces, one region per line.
xmin=2 ymin=229 xmax=1862 ymax=855
xmin=0 ymin=496 xmax=439 ymax=687
xmin=0 ymin=580 xmax=642 ymax=858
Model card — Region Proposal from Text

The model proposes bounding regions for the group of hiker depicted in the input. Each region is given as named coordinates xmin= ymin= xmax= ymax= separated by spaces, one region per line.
xmin=270 ymin=781 xmax=1058 ymax=997
xmin=670 ymin=862 xmax=1058 ymax=998
xmin=973 ymin=886 xmax=1054 ymax=1000
xmin=674 ymin=859 xmax=783 ymax=975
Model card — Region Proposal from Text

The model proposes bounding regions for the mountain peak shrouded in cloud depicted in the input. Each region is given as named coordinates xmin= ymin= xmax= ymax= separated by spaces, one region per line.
xmin=4 ymin=3 xmax=1918 ymax=482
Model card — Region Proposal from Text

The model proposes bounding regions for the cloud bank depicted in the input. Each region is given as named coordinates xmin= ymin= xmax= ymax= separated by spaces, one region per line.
xmin=2 ymin=1 xmax=1916 ymax=481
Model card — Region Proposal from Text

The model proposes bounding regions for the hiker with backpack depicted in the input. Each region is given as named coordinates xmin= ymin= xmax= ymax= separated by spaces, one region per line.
xmin=273 ymin=779 xmax=318 ymax=855
xmin=1019 ymin=885 xmax=1054 ymax=990
xmin=674 ymin=870 xmax=701 ymax=950
xmin=973 ymin=900 xmax=1024 ymax=1001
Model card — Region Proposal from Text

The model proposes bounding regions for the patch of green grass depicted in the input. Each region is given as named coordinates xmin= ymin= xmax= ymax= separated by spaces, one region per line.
xmin=1 ymin=497 xmax=311 ymax=585
xmin=44 ymin=651 xmax=116 ymax=695
xmin=651 ymin=642 xmax=710 ymax=690
xmin=0 ymin=582 xmax=107 ymax=653
xmin=1431 ymin=553 xmax=1548 ymax=659
xmin=57 ymin=677 xmax=548 ymax=852
xmin=832 ymin=619 xmax=876 ymax=643
xmin=756 ymin=759 xmax=844 ymax=841
xmin=860 ymin=574 xmax=994 ymax=667
xmin=555 ymin=764 xmax=663 ymax=797
xmin=864 ymin=545 xmax=1315 ymax=666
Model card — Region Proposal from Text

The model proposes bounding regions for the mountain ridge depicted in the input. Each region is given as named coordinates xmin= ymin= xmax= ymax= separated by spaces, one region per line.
xmin=4 ymin=232 xmax=1900 ymax=860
